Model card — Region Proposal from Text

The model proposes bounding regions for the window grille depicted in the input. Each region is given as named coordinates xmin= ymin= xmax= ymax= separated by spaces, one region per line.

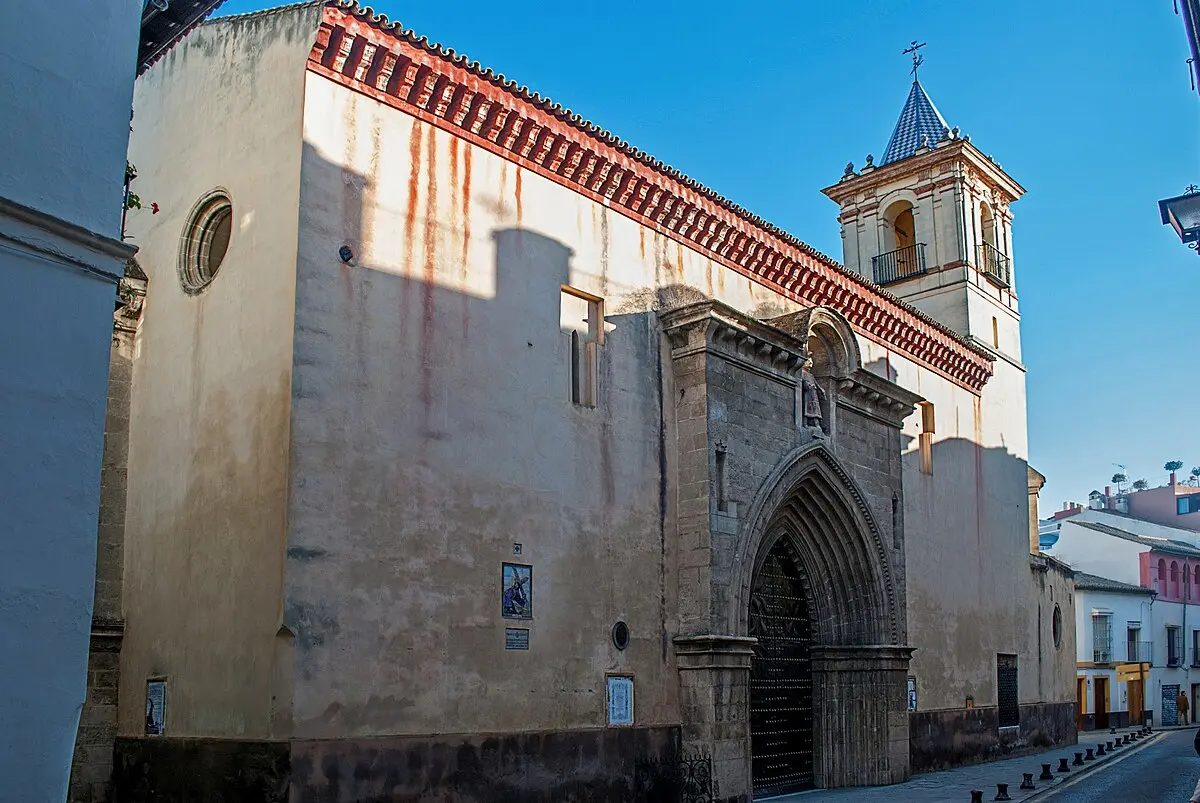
xmin=997 ymin=654 xmax=1019 ymax=728
xmin=1092 ymin=614 xmax=1113 ymax=663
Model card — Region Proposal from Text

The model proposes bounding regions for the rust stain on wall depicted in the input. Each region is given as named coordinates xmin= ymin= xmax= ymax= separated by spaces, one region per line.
xmin=420 ymin=126 xmax=439 ymax=435
xmin=598 ymin=206 xmax=610 ymax=295
xmin=514 ymin=165 xmax=523 ymax=230
xmin=460 ymin=146 xmax=472 ymax=341
xmin=402 ymin=117 xmax=423 ymax=333
xmin=498 ymin=161 xmax=508 ymax=218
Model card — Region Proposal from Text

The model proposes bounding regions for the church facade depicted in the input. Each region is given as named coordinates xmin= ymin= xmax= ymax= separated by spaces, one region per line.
xmin=109 ymin=3 xmax=1075 ymax=800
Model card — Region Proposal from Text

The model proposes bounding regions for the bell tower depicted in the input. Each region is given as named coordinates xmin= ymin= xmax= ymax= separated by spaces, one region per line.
xmin=822 ymin=64 xmax=1025 ymax=361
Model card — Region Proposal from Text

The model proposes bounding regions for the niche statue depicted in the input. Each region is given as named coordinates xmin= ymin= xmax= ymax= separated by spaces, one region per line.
xmin=801 ymin=361 xmax=825 ymax=431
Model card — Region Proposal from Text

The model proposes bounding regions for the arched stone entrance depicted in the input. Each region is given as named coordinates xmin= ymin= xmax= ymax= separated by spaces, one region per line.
xmin=737 ymin=445 xmax=912 ymax=792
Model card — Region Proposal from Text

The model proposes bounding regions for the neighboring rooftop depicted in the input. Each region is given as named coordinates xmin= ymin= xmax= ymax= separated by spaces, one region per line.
xmin=880 ymin=81 xmax=950 ymax=166
xmin=1073 ymin=571 xmax=1155 ymax=596
xmin=1067 ymin=519 xmax=1200 ymax=558
xmin=139 ymin=0 xmax=229 ymax=75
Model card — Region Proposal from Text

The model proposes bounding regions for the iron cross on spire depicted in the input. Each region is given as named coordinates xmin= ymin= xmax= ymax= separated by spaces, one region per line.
xmin=903 ymin=40 xmax=927 ymax=80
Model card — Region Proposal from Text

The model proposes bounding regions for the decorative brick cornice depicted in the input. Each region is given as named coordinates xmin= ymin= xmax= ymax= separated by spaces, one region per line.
xmin=305 ymin=2 xmax=994 ymax=394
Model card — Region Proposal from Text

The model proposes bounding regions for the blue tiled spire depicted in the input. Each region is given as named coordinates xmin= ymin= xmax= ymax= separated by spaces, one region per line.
xmin=879 ymin=80 xmax=950 ymax=166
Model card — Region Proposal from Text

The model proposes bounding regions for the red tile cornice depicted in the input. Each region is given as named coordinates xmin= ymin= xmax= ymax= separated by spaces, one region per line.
xmin=306 ymin=2 xmax=994 ymax=394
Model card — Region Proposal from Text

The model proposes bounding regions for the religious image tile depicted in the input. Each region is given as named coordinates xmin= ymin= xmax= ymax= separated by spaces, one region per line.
xmin=502 ymin=563 xmax=533 ymax=619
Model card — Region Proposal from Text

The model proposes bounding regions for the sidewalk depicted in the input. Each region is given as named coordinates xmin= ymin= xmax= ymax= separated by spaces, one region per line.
xmin=765 ymin=726 xmax=1162 ymax=802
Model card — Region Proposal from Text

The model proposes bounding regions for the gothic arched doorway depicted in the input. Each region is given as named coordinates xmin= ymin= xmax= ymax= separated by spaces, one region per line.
xmin=734 ymin=445 xmax=912 ymax=790
xmin=749 ymin=538 xmax=814 ymax=795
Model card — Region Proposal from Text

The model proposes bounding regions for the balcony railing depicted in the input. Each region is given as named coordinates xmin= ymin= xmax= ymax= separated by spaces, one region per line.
xmin=873 ymin=243 xmax=927 ymax=286
xmin=978 ymin=242 xmax=1011 ymax=287
xmin=1094 ymin=647 xmax=1113 ymax=664
xmin=1127 ymin=641 xmax=1153 ymax=663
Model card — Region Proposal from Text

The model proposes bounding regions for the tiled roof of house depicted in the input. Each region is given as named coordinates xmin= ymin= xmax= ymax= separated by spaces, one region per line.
xmin=280 ymin=1 xmax=997 ymax=393
xmin=1073 ymin=572 xmax=1155 ymax=595
xmin=880 ymin=81 xmax=950 ymax=166
xmin=1068 ymin=520 xmax=1200 ymax=558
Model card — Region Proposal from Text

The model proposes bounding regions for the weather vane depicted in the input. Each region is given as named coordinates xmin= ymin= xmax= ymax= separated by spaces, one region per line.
xmin=903 ymin=40 xmax=927 ymax=80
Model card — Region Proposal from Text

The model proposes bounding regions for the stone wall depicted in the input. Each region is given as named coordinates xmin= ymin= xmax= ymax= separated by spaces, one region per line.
xmin=69 ymin=275 xmax=143 ymax=802
xmin=112 ymin=738 xmax=289 ymax=802
xmin=909 ymin=701 xmax=1077 ymax=773
xmin=112 ymin=727 xmax=684 ymax=803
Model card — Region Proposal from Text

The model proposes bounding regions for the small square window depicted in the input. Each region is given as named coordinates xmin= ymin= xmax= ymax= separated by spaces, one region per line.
xmin=918 ymin=402 xmax=935 ymax=475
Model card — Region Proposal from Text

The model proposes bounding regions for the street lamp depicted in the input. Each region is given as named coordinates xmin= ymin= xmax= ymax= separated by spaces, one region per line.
xmin=1158 ymin=185 xmax=1200 ymax=252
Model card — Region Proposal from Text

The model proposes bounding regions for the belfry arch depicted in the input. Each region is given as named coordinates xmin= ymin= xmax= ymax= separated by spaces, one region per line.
xmin=736 ymin=445 xmax=911 ymax=793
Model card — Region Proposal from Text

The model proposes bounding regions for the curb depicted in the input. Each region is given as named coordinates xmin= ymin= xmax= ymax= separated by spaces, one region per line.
xmin=1018 ymin=730 xmax=1165 ymax=801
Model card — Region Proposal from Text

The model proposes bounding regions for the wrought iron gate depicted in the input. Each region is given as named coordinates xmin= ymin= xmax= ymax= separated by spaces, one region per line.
xmin=749 ymin=540 xmax=814 ymax=795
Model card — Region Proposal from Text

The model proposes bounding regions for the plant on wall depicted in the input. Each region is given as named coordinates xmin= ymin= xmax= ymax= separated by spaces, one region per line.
xmin=1112 ymin=472 xmax=1128 ymax=492
xmin=1132 ymin=478 xmax=1149 ymax=492
xmin=1191 ymin=467 xmax=1200 ymax=486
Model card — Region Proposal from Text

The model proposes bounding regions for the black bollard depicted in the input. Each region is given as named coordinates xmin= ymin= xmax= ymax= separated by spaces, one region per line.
xmin=994 ymin=783 xmax=1012 ymax=801
xmin=1085 ymin=747 xmax=1095 ymax=761
xmin=971 ymin=791 xmax=984 ymax=803
xmin=1040 ymin=763 xmax=1054 ymax=780
xmin=1108 ymin=740 xmax=1116 ymax=750
xmin=1057 ymin=757 xmax=1071 ymax=773
xmin=1020 ymin=772 xmax=1036 ymax=790
xmin=1072 ymin=751 xmax=1084 ymax=766
xmin=1097 ymin=742 xmax=1106 ymax=755
xmin=1110 ymin=726 xmax=1117 ymax=734
xmin=1123 ymin=734 xmax=1131 ymax=744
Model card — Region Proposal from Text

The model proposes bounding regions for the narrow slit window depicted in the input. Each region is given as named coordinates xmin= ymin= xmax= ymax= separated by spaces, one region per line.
xmin=918 ymin=401 xmax=935 ymax=475
xmin=715 ymin=447 xmax=728 ymax=513
xmin=992 ymin=317 xmax=999 ymax=349
xmin=561 ymin=286 xmax=603 ymax=407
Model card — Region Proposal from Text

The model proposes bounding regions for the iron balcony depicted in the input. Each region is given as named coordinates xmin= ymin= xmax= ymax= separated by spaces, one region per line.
xmin=872 ymin=243 xmax=927 ymax=286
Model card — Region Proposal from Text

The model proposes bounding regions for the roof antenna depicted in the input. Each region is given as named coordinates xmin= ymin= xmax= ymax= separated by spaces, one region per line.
xmin=903 ymin=40 xmax=927 ymax=82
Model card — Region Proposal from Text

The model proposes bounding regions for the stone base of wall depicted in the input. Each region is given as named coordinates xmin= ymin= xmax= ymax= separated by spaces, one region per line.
xmin=1080 ymin=710 xmax=1149 ymax=731
xmin=910 ymin=702 xmax=1076 ymax=773
xmin=112 ymin=738 xmax=290 ymax=802
xmin=68 ymin=622 xmax=123 ymax=803
xmin=113 ymin=727 xmax=688 ymax=803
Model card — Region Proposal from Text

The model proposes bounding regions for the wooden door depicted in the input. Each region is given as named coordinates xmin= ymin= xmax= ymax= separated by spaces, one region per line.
xmin=1094 ymin=677 xmax=1109 ymax=729
xmin=1128 ymin=679 xmax=1143 ymax=726
xmin=1077 ymin=677 xmax=1087 ymax=729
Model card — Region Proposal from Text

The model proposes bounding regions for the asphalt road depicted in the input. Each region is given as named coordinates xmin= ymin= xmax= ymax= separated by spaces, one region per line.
xmin=1042 ymin=729 xmax=1200 ymax=802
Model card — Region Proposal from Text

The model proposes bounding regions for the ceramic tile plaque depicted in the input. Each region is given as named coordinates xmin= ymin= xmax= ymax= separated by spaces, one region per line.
xmin=502 ymin=563 xmax=532 ymax=619
xmin=607 ymin=675 xmax=633 ymax=726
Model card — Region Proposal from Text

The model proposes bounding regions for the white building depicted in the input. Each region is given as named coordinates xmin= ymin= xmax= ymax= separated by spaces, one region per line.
xmin=0 ymin=2 xmax=225 ymax=799
xmin=1073 ymin=572 xmax=1153 ymax=729
xmin=1047 ymin=518 xmax=1200 ymax=726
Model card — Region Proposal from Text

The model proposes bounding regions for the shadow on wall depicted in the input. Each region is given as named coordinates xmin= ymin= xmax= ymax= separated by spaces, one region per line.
xmin=114 ymin=141 xmax=688 ymax=803
xmin=284 ymin=143 xmax=679 ymax=801
xmin=903 ymin=435 xmax=1077 ymax=773
xmin=864 ymin=357 xmax=898 ymax=384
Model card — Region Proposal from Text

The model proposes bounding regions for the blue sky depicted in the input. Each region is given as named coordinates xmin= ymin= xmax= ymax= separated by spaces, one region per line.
xmin=218 ymin=0 xmax=1200 ymax=515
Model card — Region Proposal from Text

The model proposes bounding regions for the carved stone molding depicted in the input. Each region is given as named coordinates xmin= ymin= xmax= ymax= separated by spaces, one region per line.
xmin=673 ymin=634 xmax=757 ymax=671
xmin=660 ymin=300 xmax=807 ymax=382
xmin=837 ymin=368 xmax=923 ymax=428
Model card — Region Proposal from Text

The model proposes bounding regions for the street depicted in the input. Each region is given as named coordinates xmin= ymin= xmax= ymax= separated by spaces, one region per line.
xmin=1044 ymin=730 xmax=1200 ymax=802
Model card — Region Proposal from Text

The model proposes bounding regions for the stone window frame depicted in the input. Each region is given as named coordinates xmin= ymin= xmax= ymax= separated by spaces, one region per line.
xmin=178 ymin=187 xmax=233 ymax=295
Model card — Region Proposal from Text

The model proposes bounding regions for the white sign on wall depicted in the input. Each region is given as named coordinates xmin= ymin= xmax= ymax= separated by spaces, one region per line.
xmin=145 ymin=679 xmax=166 ymax=736
xmin=607 ymin=676 xmax=634 ymax=726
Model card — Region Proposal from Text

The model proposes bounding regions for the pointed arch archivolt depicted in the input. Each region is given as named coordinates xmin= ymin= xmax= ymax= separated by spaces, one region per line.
xmin=731 ymin=442 xmax=902 ymax=646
